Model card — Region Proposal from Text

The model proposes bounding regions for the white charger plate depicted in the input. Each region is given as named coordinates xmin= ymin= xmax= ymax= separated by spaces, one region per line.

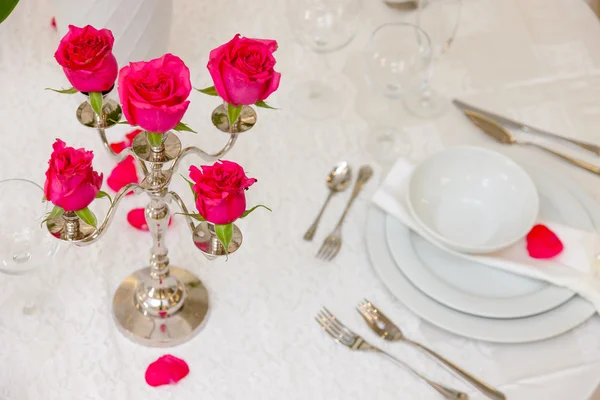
xmin=367 ymin=206 xmax=596 ymax=343
xmin=385 ymin=165 xmax=585 ymax=319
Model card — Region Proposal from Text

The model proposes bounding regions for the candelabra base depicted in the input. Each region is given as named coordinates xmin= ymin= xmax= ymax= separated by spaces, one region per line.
xmin=112 ymin=266 xmax=209 ymax=347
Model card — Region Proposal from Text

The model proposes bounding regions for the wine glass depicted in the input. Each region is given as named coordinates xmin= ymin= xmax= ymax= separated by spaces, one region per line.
xmin=0 ymin=179 xmax=60 ymax=314
xmin=363 ymin=22 xmax=432 ymax=162
xmin=287 ymin=0 xmax=361 ymax=120
xmin=404 ymin=0 xmax=462 ymax=118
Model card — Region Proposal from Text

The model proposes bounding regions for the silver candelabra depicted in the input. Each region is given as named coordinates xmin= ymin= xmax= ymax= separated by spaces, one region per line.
xmin=46 ymin=93 xmax=257 ymax=347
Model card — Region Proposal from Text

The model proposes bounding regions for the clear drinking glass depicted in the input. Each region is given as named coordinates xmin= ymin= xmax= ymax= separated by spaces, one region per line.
xmin=404 ymin=0 xmax=462 ymax=118
xmin=0 ymin=179 xmax=60 ymax=314
xmin=287 ymin=0 xmax=361 ymax=120
xmin=364 ymin=22 xmax=432 ymax=162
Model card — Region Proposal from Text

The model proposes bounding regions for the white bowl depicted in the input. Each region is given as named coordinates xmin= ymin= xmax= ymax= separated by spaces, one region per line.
xmin=406 ymin=146 xmax=539 ymax=254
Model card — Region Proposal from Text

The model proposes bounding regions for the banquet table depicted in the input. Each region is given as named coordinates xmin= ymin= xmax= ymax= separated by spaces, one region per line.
xmin=2 ymin=0 xmax=600 ymax=399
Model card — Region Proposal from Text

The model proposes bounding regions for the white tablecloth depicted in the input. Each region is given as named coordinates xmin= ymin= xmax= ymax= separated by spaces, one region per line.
xmin=2 ymin=0 xmax=600 ymax=399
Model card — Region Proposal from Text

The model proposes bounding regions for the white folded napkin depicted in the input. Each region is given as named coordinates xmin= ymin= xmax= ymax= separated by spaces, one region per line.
xmin=373 ymin=158 xmax=600 ymax=312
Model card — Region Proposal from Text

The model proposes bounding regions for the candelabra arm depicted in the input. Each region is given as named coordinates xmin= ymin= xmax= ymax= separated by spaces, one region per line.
xmin=168 ymin=133 xmax=238 ymax=174
xmin=96 ymin=127 xmax=149 ymax=176
xmin=168 ymin=191 xmax=196 ymax=234
xmin=97 ymin=126 xmax=121 ymax=159
xmin=78 ymin=182 xmax=144 ymax=245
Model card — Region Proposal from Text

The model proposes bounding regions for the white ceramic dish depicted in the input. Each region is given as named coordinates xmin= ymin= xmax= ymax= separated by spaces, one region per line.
xmin=406 ymin=146 xmax=539 ymax=254
xmin=367 ymin=207 xmax=596 ymax=343
xmin=386 ymin=164 xmax=581 ymax=319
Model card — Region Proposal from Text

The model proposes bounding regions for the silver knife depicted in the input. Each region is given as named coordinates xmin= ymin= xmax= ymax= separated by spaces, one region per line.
xmin=589 ymin=382 xmax=600 ymax=400
xmin=453 ymin=99 xmax=600 ymax=156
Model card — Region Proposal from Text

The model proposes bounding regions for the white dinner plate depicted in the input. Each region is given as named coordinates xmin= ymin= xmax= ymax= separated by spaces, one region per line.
xmin=367 ymin=207 xmax=596 ymax=343
xmin=385 ymin=165 xmax=586 ymax=319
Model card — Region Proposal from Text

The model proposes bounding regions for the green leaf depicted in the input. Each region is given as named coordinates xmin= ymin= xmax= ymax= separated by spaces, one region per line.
xmin=176 ymin=212 xmax=206 ymax=222
xmin=75 ymin=207 xmax=97 ymax=228
xmin=173 ymin=121 xmax=197 ymax=133
xmin=180 ymin=174 xmax=197 ymax=201
xmin=0 ymin=0 xmax=19 ymax=24
xmin=95 ymin=190 xmax=113 ymax=205
xmin=45 ymin=87 xmax=78 ymax=94
xmin=42 ymin=195 xmax=47 ymax=203
xmin=215 ymin=223 xmax=233 ymax=256
xmin=41 ymin=205 xmax=64 ymax=226
xmin=89 ymin=91 xmax=103 ymax=117
xmin=227 ymin=103 xmax=243 ymax=127
xmin=255 ymin=100 xmax=278 ymax=110
xmin=195 ymin=86 xmax=218 ymax=96
xmin=240 ymin=204 xmax=272 ymax=219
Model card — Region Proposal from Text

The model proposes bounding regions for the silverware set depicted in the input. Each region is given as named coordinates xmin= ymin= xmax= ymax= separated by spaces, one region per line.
xmin=316 ymin=300 xmax=506 ymax=400
xmin=304 ymin=163 xmax=373 ymax=261
xmin=454 ymin=99 xmax=600 ymax=176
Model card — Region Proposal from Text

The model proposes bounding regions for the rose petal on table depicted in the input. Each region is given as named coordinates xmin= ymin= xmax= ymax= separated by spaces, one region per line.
xmin=109 ymin=141 xmax=129 ymax=154
xmin=526 ymin=224 xmax=564 ymax=259
xmin=109 ymin=129 xmax=143 ymax=154
xmin=51 ymin=17 xmax=57 ymax=30
xmin=107 ymin=155 xmax=139 ymax=194
xmin=127 ymin=208 xmax=173 ymax=231
xmin=145 ymin=354 xmax=189 ymax=387
xmin=126 ymin=129 xmax=142 ymax=143
xmin=127 ymin=208 xmax=148 ymax=230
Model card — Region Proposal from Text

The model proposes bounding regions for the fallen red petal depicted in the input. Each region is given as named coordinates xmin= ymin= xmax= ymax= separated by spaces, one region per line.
xmin=127 ymin=208 xmax=148 ymax=231
xmin=526 ymin=224 xmax=564 ymax=259
xmin=109 ymin=129 xmax=142 ymax=154
xmin=51 ymin=17 xmax=57 ymax=30
xmin=145 ymin=355 xmax=189 ymax=387
xmin=110 ymin=141 xmax=128 ymax=154
xmin=127 ymin=208 xmax=172 ymax=231
xmin=126 ymin=129 xmax=142 ymax=143
xmin=107 ymin=155 xmax=139 ymax=195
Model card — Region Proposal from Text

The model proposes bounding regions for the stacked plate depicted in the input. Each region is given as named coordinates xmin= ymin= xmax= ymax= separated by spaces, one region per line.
xmin=366 ymin=163 xmax=597 ymax=343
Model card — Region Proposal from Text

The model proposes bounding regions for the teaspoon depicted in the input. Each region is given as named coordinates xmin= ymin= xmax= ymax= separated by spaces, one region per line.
xmin=303 ymin=162 xmax=352 ymax=241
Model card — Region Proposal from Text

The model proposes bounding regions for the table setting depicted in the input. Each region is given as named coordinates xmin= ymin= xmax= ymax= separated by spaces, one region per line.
xmin=3 ymin=0 xmax=600 ymax=399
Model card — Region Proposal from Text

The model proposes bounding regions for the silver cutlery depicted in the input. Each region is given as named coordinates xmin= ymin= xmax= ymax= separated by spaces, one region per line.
xmin=453 ymin=99 xmax=600 ymax=156
xmin=588 ymin=381 xmax=600 ymax=400
xmin=316 ymin=165 xmax=373 ymax=260
xmin=383 ymin=0 xmax=418 ymax=11
xmin=464 ymin=110 xmax=600 ymax=176
xmin=304 ymin=162 xmax=352 ymax=241
xmin=315 ymin=307 xmax=468 ymax=400
xmin=358 ymin=299 xmax=506 ymax=400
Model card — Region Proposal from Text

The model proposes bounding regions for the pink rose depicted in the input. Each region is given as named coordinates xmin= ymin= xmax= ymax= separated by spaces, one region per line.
xmin=189 ymin=161 xmax=257 ymax=225
xmin=54 ymin=25 xmax=118 ymax=93
xmin=208 ymin=34 xmax=281 ymax=106
xmin=118 ymin=54 xmax=191 ymax=133
xmin=44 ymin=139 xmax=103 ymax=212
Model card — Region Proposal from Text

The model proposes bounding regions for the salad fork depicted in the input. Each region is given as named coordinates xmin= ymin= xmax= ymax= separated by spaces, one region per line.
xmin=315 ymin=307 xmax=468 ymax=399
xmin=316 ymin=166 xmax=373 ymax=261
xmin=357 ymin=299 xmax=506 ymax=400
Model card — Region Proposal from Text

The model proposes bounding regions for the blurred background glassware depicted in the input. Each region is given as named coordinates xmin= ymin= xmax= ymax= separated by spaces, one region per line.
xmin=404 ymin=0 xmax=462 ymax=118
xmin=287 ymin=0 xmax=361 ymax=120
xmin=0 ymin=179 xmax=60 ymax=314
xmin=363 ymin=22 xmax=432 ymax=163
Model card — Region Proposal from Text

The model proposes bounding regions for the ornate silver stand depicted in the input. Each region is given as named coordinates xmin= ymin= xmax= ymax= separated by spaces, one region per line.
xmin=47 ymin=94 xmax=257 ymax=347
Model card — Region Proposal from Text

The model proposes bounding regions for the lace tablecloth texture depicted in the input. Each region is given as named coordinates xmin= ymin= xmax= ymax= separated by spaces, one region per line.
xmin=1 ymin=0 xmax=600 ymax=399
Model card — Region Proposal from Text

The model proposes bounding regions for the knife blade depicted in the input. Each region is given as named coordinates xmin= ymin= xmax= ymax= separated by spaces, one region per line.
xmin=589 ymin=382 xmax=600 ymax=400
xmin=453 ymin=99 xmax=600 ymax=156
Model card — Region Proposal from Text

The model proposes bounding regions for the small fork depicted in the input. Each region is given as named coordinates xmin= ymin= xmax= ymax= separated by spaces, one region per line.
xmin=357 ymin=299 xmax=506 ymax=400
xmin=315 ymin=307 xmax=468 ymax=400
xmin=316 ymin=166 xmax=373 ymax=261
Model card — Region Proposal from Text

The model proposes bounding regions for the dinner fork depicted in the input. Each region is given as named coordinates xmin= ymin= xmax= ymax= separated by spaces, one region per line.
xmin=316 ymin=165 xmax=373 ymax=261
xmin=315 ymin=307 xmax=468 ymax=399
xmin=357 ymin=300 xmax=506 ymax=400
